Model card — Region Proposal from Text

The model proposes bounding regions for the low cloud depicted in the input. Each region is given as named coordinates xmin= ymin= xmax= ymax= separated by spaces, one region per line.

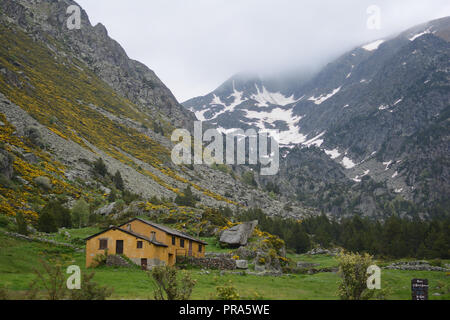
xmin=77 ymin=0 xmax=450 ymax=101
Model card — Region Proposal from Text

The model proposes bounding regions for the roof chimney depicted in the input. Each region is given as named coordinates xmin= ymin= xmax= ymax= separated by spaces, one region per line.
xmin=150 ymin=231 xmax=156 ymax=242
xmin=127 ymin=224 xmax=131 ymax=231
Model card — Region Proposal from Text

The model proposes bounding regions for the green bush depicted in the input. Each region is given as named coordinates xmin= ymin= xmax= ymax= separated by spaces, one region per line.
xmin=242 ymin=171 xmax=257 ymax=187
xmin=337 ymin=252 xmax=374 ymax=300
xmin=214 ymin=280 xmax=240 ymax=300
xmin=0 ymin=215 xmax=10 ymax=228
xmin=150 ymin=266 xmax=196 ymax=300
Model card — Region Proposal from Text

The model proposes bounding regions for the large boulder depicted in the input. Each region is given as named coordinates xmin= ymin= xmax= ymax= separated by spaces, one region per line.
xmin=34 ymin=176 xmax=52 ymax=190
xmin=219 ymin=220 xmax=258 ymax=247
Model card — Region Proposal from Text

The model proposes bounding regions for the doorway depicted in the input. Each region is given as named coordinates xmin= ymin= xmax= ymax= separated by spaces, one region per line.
xmin=116 ymin=240 xmax=124 ymax=254
xmin=188 ymin=241 xmax=193 ymax=257
xmin=141 ymin=258 xmax=148 ymax=270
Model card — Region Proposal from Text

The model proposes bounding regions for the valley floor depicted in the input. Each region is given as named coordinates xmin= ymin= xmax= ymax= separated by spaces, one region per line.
xmin=0 ymin=230 xmax=448 ymax=300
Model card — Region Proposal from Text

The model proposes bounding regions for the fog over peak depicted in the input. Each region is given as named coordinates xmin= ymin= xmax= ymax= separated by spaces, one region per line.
xmin=77 ymin=0 xmax=450 ymax=102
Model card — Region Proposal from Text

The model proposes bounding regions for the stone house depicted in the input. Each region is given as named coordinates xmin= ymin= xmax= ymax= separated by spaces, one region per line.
xmin=85 ymin=218 xmax=207 ymax=269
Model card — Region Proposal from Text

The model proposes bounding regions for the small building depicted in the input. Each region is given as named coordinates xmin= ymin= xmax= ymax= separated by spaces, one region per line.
xmin=85 ymin=218 xmax=207 ymax=269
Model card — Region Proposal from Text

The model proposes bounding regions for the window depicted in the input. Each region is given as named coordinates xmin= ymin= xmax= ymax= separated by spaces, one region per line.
xmin=137 ymin=241 xmax=143 ymax=249
xmin=198 ymin=244 xmax=202 ymax=253
xmin=99 ymin=239 xmax=108 ymax=250
xmin=172 ymin=236 xmax=176 ymax=246
xmin=180 ymin=239 xmax=185 ymax=248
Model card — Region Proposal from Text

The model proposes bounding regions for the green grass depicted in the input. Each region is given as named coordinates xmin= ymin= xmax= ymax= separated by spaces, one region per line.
xmin=0 ymin=232 xmax=449 ymax=300
xmin=199 ymin=237 xmax=233 ymax=254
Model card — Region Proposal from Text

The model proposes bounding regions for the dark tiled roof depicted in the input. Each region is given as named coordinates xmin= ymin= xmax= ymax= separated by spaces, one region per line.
xmin=84 ymin=226 xmax=168 ymax=247
xmin=120 ymin=218 xmax=208 ymax=245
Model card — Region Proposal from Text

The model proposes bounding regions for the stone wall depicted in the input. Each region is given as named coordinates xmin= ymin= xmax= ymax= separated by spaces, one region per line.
xmin=384 ymin=261 xmax=449 ymax=272
xmin=177 ymin=256 xmax=236 ymax=270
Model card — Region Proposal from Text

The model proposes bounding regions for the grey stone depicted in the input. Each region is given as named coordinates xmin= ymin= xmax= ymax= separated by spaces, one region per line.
xmin=255 ymin=264 xmax=266 ymax=273
xmin=34 ymin=176 xmax=52 ymax=190
xmin=219 ymin=220 xmax=258 ymax=247
xmin=100 ymin=186 xmax=111 ymax=195
xmin=95 ymin=202 xmax=117 ymax=215
xmin=235 ymin=260 xmax=249 ymax=269
xmin=297 ymin=261 xmax=320 ymax=269
xmin=23 ymin=153 xmax=39 ymax=164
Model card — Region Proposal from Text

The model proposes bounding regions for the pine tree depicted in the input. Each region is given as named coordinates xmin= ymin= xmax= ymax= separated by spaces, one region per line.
xmin=113 ymin=171 xmax=124 ymax=191
xmin=93 ymin=158 xmax=107 ymax=177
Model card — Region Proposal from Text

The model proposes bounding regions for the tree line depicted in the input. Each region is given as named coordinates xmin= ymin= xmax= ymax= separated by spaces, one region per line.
xmin=237 ymin=208 xmax=450 ymax=259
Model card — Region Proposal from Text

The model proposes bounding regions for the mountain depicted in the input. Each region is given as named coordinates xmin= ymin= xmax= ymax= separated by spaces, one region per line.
xmin=183 ymin=17 xmax=450 ymax=218
xmin=0 ymin=0 xmax=317 ymax=225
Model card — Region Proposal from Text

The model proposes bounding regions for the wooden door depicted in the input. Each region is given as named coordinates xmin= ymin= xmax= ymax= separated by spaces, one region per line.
xmin=116 ymin=240 xmax=124 ymax=254
xmin=141 ymin=258 xmax=148 ymax=270
xmin=188 ymin=241 xmax=193 ymax=257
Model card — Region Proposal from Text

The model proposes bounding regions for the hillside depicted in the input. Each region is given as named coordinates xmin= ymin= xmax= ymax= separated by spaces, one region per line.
xmin=0 ymin=0 xmax=316 ymax=226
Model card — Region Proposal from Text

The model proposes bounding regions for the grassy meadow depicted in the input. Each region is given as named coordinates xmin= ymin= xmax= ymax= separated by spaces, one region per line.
xmin=0 ymin=229 xmax=449 ymax=300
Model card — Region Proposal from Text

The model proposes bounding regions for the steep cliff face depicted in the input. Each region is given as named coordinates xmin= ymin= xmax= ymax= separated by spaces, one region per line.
xmin=184 ymin=17 xmax=450 ymax=218
xmin=1 ymin=0 xmax=197 ymax=129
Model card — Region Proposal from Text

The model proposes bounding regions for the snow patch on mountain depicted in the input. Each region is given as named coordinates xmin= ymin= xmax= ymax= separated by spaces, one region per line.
xmin=251 ymin=85 xmax=299 ymax=107
xmin=324 ymin=148 xmax=341 ymax=159
xmin=302 ymin=131 xmax=326 ymax=147
xmin=308 ymin=87 xmax=341 ymax=105
xmin=362 ymin=39 xmax=385 ymax=51
xmin=409 ymin=28 xmax=432 ymax=41
xmin=245 ymin=108 xmax=305 ymax=146
xmin=342 ymin=157 xmax=356 ymax=169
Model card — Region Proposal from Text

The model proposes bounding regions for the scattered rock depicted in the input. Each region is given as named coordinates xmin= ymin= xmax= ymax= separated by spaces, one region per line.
xmin=235 ymin=260 xmax=249 ymax=269
xmin=255 ymin=264 xmax=266 ymax=273
xmin=384 ymin=261 xmax=449 ymax=272
xmin=234 ymin=246 xmax=257 ymax=260
xmin=95 ymin=202 xmax=117 ymax=215
xmin=23 ymin=153 xmax=39 ymax=164
xmin=100 ymin=186 xmax=111 ymax=195
xmin=34 ymin=176 xmax=52 ymax=190
xmin=306 ymin=247 xmax=342 ymax=256
xmin=297 ymin=261 xmax=320 ymax=269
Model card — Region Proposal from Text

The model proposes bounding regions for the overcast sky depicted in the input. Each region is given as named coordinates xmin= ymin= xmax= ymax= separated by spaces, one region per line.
xmin=76 ymin=0 xmax=450 ymax=102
